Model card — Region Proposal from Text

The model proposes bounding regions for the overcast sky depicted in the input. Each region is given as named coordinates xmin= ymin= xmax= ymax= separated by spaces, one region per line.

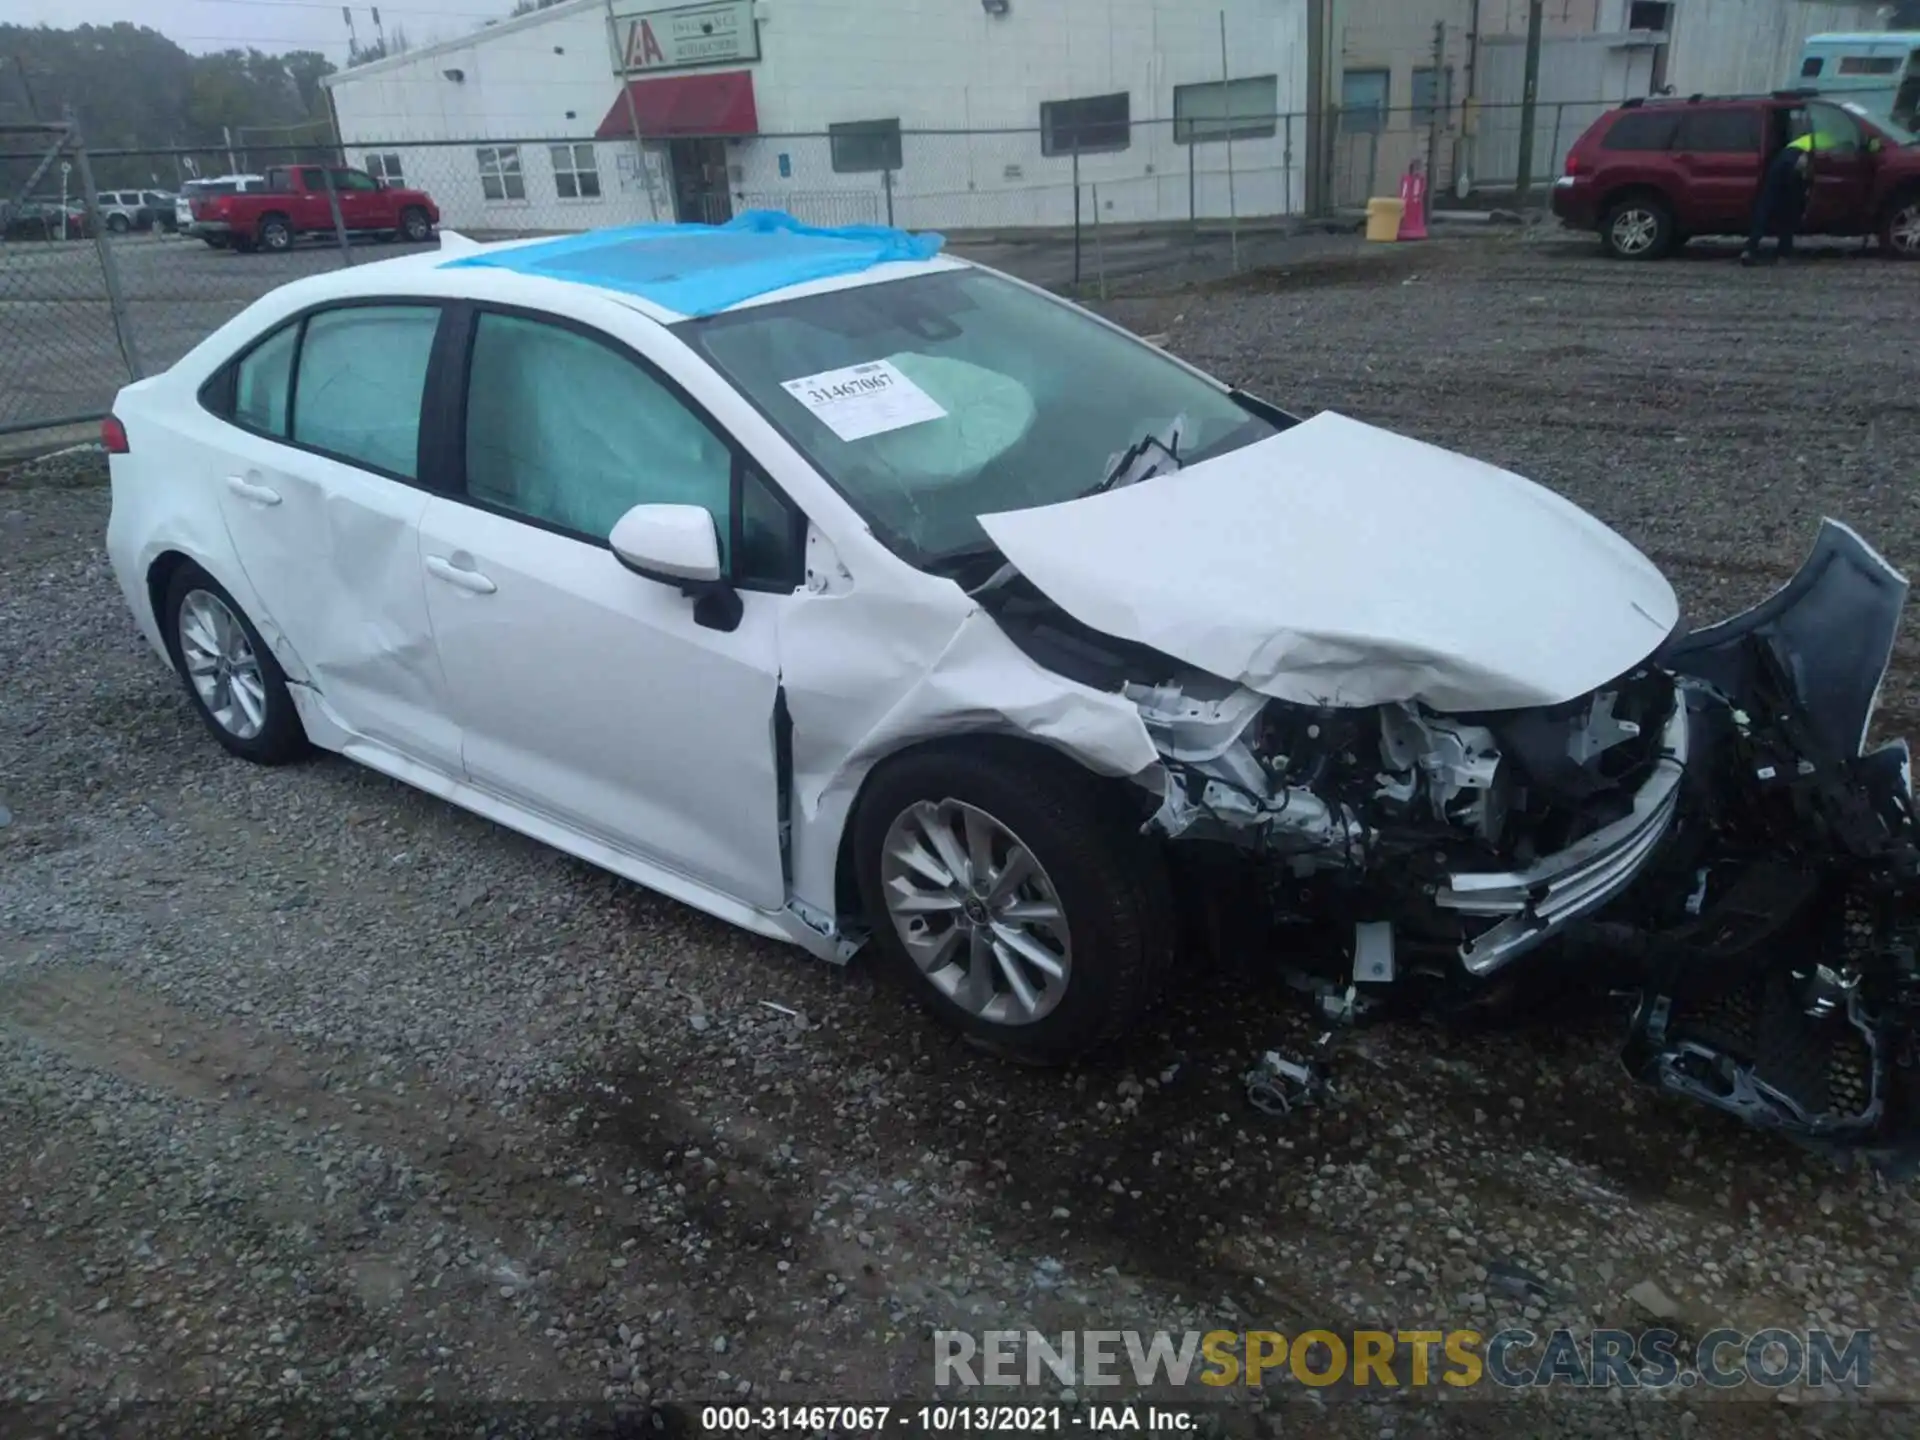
xmin=10 ymin=0 xmax=527 ymax=59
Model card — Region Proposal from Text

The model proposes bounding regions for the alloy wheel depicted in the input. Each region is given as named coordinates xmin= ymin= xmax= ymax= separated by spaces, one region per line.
xmin=1891 ymin=202 xmax=1920 ymax=257
xmin=178 ymin=589 xmax=268 ymax=740
xmin=879 ymin=798 xmax=1072 ymax=1026
xmin=1610 ymin=207 xmax=1659 ymax=256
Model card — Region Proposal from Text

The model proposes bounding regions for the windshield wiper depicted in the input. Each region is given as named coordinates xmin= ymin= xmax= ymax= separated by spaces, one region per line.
xmin=1086 ymin=430 xmax=1182 ymax=498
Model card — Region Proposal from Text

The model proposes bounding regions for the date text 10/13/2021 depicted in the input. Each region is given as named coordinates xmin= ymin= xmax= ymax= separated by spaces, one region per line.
xmin=698 ymin=1406 xmax=1196 ymax=1433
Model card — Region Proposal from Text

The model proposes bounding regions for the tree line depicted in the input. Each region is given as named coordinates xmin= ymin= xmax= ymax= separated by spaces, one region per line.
xmin=1 ymin=22 xmax=340 ymax=191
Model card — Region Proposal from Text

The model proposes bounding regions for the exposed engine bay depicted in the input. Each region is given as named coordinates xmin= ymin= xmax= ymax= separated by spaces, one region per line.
xmin=980 ymin=520 xmax=1920 ymax=1164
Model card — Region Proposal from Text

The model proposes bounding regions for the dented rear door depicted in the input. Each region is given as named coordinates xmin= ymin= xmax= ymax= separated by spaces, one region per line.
xmin=215 ymin=301 xmax=461 ymax=773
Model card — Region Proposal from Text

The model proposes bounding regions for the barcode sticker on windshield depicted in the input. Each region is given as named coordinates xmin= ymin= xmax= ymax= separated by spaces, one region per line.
xmin=780 ymin=360 xmax=947 ymax=442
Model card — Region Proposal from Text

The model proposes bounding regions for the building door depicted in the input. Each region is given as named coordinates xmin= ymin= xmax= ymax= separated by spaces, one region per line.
xmin=668 ymin=138 xmax=733 ymax=224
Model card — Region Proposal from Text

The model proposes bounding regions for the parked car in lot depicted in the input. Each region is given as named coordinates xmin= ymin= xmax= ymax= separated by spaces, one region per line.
xmin=1553 ymin=91 xmax=1920 ymax=258
xmin=100 ymin=217 xmax=1920 ymax=1153
xmin=191 ymin=164 xmax=439 ymax=253
xmin=98 ymin=189 xmax=177 ymax=233
xmin=178 ymin=175 xmax=267 ymax=245
xmin=2 ymin=198 xmax=90 ymax=240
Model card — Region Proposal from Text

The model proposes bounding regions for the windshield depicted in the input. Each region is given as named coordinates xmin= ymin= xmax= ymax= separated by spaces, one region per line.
xmin=674 ymin=268 xmax=1279 ymax=563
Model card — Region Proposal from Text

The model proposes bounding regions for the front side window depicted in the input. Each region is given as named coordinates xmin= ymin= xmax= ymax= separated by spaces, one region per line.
xmin=675 ymin=269 xmax=1278 ymax=565
xmin=291 ymin=305 xmax=441 ymax=479
xmin=1802 ymin=101 xmax=1865 ymax=153
xmin=463 ymin=312 xmax=735 ymax=553
xmin=1803 ymin=57 xmax=1825 ymax=78
xmin=328 ymin=168 xmax=381 ymax=192
xmin=550 ymin=143 xmax=602 ymax=199
xmin=233 ymin=322 xmax=299 ymax=436
xmin=1174 ymin=75 xmax=1278 ymax=143
xmin=477 ymin=146 xmax=525 ymax=201
xmin=829 ymin=120 xmax=902 ymax=174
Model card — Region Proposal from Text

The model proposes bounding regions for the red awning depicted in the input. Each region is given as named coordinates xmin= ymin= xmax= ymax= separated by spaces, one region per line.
xmin=596 ymin=70 xmax=759 ymax=140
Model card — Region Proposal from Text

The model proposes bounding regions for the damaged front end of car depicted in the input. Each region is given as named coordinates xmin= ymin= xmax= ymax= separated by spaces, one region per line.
xmin=1105 ymin=522 xmax=1920 ymax=1157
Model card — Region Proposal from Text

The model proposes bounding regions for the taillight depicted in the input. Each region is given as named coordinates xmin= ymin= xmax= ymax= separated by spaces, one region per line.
xmin=101 ymin=415 xmax=129 ymax=454
xmin=1564 ymin=152 xmax=1582 ymax=176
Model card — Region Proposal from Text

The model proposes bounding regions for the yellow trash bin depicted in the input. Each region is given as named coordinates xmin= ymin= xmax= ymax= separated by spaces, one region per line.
xmin=1366 ymin=197 xmax=1405 ymax=243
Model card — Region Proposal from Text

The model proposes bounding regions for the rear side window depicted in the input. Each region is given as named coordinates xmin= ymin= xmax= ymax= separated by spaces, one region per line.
xmin=1675 ymin=109 xmax=1761 ymax=153
xmin=292 ymin=305 xmax=441 ymax=479
xmin=1602 ymin=111 xmax=1679 ymax=150
xmin=234 ymin=324 xmax=299 ymax=436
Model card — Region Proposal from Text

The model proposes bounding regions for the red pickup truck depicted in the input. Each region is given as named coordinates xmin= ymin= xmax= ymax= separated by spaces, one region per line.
xmin=192 ymin=164 xmax=440 ymax=254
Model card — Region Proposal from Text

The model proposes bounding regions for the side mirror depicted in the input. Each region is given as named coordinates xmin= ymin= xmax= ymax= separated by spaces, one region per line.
xmin=1868 ymin=136 xmax=1885 ymax=155
xmin=609 ymin=503 xmax=742 ymax=632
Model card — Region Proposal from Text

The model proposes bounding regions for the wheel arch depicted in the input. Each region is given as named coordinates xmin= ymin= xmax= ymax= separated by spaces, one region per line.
xmin=823 ymin=729 xmax=1161 ymax=932
xmin=143 ymin=546 xmax=310 ymax=687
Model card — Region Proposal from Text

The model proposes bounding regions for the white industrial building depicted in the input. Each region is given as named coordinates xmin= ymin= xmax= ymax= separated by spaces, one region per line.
xmin=323 ymin=0 xmax=1312 ymax=235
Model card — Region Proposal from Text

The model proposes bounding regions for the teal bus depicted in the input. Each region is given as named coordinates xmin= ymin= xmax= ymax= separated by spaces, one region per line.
xmin=1795 ymin=33 xmax=1920 ymax=130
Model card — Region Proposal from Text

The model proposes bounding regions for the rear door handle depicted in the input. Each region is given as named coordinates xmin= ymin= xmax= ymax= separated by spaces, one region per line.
xmin=225 ymin=475 xmax=281 ymax=506
xmin=425 ymin=554 xmax=497 ymax=595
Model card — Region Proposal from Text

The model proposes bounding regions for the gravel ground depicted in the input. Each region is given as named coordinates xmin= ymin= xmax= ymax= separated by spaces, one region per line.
xmin=4 ymin=237 xmax=1920 ymax=1439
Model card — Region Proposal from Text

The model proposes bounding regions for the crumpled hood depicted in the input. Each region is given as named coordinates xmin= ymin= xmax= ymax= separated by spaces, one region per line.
xmin=977 ymin=411 xmax=1680 ymax=712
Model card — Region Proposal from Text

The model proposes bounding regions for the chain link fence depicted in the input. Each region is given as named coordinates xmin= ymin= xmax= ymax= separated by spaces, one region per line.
xmin=3 ymin=99 xmax=1601 ymax=436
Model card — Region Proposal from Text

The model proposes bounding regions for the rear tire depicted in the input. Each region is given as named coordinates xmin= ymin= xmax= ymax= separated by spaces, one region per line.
xmin=853 ymin=742 xmax=1174 ymax=1066
xmin=162 ymin=564 xmax=309 ymax=766
xmin=258 ymin=215 xmax=292 ymax=252
xmin=1601 ymin=195 xmax=1673 ymax=260
xmin=107 ymin=213 xmax=130 ymax=234
xmin=1881 ymin=192 xmax=1920 ymax=260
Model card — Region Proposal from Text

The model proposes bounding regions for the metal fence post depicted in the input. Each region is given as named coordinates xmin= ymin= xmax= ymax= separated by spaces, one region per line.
xmin=1366 ymin=130 xmax=1379 ymax=205
xmin=322 ymin=165 xmax=354 ymax=267
xmin=1219 ymin=9 xmax=1238 ymax=273
xmin=1548 ymin=102 xmax=1566 ymax=184
xmin=1284 ymin=111 xmax=1294 ymax=215
xmin=1091 ymin=182 xmax=1106 ymax=301
xmin=1071 ymin=136 xmax=1082 ymax=288
xmin=67 ymin=122 xmax=143 ymax=381
xmin=883 ymin=166 xmax=894 ymax=227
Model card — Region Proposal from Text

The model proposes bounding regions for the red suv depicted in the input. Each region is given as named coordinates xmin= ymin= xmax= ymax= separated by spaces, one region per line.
xmin=1552 ymin=92 xmax=1920 ymax=260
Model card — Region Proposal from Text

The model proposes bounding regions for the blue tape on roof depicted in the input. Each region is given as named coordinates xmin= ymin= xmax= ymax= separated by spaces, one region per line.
xmin=439 ymin=209 xmax=945 ymax=316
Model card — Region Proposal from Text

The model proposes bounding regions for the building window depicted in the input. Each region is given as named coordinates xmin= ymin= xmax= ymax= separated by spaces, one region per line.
xmin=1040 ymin=92 xmax=1131 ymax=156
xmin=549 ymin=143 xmax=602 ymax=199
xmin=1412 ymin=66 xmax=1454 ymax=128
xmin=1174 ymin=75 xmax=1279 ymax=144
xmin=476 ymin=146 xmax=525 ymax=202
xmin=1627 ymin=2 xmax=1672 ymax=31
xmin=1838 ymin=55 xmax=1902 ymax=76
xmin=1339 ymin=69 xmax=1389 ymax=135
xmin=829 ymin=119 xmax=902 ymax=174
xmin=365 ymin=152 xmax=404 ymax=184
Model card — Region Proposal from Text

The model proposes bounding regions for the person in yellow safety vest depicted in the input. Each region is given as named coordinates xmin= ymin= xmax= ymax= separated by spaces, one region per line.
xmin=1743 ymin=117 xmax=1844 ymax=266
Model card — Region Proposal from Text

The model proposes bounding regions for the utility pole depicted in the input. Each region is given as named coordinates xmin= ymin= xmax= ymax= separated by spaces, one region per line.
xmin=1514 ymin=0 xmax=1543 ymax=202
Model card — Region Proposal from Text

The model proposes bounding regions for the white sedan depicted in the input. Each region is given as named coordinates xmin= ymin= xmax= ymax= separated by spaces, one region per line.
xmin=104 ymin=219 xmax=1920 ymax=1131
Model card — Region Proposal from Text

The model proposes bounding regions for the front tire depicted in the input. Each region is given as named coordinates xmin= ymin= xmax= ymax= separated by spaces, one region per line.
xmin=162 ymin=564 xmax=309 ymax=765
xmin=258 ymin=216 xmax=292 ymax=252
xmin=1601 ymin=195 xmax=1673 ymax=260
xmin=1881 ymin=192 xmax=1920 ymax=260
xmin=399 ymin=206 xmax=433 ymax=243
xmin=853 ymin=743 xmax=1174 ymax=1065
xmin=107 ymin=213 xmax=130 ymax=234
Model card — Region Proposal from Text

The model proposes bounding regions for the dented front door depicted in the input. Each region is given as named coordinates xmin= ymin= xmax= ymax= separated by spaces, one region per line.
xmin=215 ymin=438 xmax=460 ymax=773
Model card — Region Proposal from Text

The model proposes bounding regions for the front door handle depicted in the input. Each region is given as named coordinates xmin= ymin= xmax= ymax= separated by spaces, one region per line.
xmin=425 ymin=554 xmax=497 ymax=595
xmin=225 ymin=475 xmax=281 ymax=506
